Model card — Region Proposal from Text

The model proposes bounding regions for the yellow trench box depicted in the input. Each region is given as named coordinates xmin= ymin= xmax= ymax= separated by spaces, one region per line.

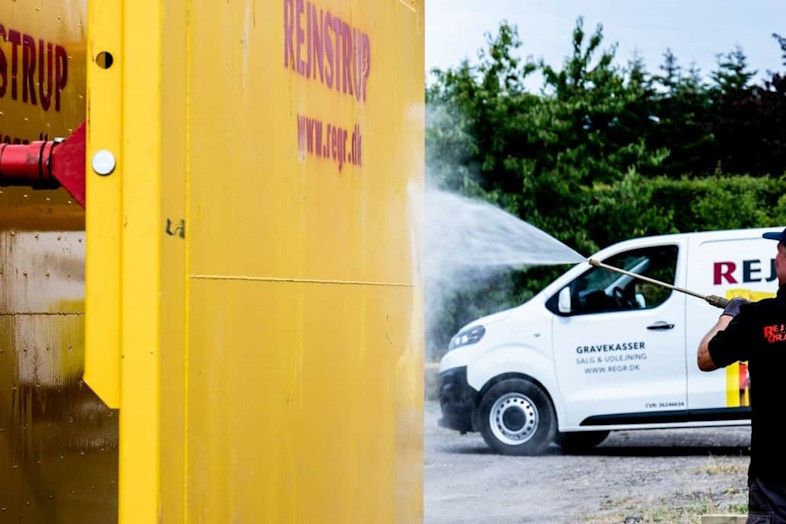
xmin=0 ymin=0 xmax=425 ymax=522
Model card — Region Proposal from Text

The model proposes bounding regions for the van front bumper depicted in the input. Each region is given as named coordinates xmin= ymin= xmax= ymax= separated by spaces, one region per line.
xmin=438 ymin=366 xmax=478 ymax=433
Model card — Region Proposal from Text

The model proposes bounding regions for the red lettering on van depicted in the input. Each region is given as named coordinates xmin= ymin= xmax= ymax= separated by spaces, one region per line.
xmin=714 ymin=262 xmax=738 ymax=285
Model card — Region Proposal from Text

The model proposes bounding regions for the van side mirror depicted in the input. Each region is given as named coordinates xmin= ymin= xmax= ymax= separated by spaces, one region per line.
xmin=558 ymin=287 xmax=572 ymax=314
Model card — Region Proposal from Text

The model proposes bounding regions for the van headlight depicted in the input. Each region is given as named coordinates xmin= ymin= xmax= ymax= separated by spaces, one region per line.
xmin=449 ymin=325 xmax=486 ymax=350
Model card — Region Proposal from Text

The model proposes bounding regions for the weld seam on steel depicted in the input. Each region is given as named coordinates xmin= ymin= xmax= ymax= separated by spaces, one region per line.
xmin=190 ymin=274 xmax=412 ymax=287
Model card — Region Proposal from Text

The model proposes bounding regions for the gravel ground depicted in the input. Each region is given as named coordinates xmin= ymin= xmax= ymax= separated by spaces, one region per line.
xmin=424 ymin=400 xmax=752 ymax=524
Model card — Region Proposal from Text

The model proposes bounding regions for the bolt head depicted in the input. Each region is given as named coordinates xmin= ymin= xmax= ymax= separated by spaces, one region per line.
xmin=91 ymin=150 xmax=116 ymax=176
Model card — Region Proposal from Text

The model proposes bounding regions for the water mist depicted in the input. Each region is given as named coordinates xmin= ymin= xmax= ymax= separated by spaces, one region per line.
xmin=422 ymin=188 xmax=585 ymax=359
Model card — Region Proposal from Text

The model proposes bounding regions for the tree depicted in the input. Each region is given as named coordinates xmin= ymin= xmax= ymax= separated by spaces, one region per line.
xmin=650 ymin=53 xmax=716 ymax=177
xmin=711 ymin=46 xmax=757 ymax=95
xmin=772 ymin=32 xmax=786 ymax=67
xmin=531 ymin=18 xmax=667 ymax=251
xmin=657 ymin=48 xmax=681 ymax=93
xmin=710 ymin=46 xmax=763 ymax=175
xmin=755 ymin=34 xmax=786 ymax=177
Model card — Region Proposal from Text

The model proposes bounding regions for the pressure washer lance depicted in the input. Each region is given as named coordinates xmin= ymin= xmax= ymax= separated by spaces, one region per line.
xmin=587 ymin=258 xmax=729 ymax=309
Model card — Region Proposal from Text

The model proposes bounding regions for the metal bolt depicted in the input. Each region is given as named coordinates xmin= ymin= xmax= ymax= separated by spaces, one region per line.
xmin=92 ymin=149 xmax=116 ymax=176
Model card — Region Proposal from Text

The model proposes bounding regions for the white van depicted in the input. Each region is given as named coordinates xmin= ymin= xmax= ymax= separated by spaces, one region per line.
xmin=438 ymin=227 xmax=783 ymax=455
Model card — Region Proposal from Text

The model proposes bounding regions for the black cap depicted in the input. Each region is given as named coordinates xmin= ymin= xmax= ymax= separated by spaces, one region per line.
xmin=762 ymin=228 xmax=786 ymax=243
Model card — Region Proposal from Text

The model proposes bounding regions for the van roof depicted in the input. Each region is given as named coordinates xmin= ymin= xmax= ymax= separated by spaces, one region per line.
xmin=606 ymin=226 xmax=782 ymax=247
xmin=587 ymin=226 xmax=785 ymax=261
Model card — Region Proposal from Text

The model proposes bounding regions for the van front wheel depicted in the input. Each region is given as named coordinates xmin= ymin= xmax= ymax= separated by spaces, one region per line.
xmin=478 ymin=378 xmax=556 ymax=456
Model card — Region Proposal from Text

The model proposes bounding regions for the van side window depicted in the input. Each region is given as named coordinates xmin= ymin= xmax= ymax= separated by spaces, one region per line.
xmin=554 ymin=245 xmax=678 ymax=315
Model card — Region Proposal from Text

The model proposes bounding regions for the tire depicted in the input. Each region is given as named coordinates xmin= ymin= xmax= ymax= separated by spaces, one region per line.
xmin=478 ymin=378 xmax=557 ymax=456
xmin=558 ymin=430 xmax=610 ymax=454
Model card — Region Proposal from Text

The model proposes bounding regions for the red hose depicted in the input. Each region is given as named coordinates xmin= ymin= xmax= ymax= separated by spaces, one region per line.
xmin=0 ymin=122 xmax=86 ymax=207
xmin=0 ymin=140 xmax=59 ymax=189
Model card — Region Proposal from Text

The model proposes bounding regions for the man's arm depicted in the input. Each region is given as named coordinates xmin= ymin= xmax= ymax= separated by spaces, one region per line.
xmin=697 ymin=315 xmax=733 ymax=371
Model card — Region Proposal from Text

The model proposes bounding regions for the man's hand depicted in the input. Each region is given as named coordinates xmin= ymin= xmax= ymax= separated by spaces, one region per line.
xmin=721 ymin=297 xmax=749 ymax=318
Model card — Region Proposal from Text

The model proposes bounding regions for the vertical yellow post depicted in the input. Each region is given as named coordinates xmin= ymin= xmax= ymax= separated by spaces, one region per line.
xmin=118 ymin=1 xmax=162 ymax=522
xmin=87 ymin=0 xmax=163 ymax=521
xmin=85 ymin=0 xmax=123 ymax=407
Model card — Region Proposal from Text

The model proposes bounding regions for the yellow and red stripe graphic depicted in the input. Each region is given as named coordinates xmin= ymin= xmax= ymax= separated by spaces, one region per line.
xmin=724 ymin=288 xmax=774 ymax=407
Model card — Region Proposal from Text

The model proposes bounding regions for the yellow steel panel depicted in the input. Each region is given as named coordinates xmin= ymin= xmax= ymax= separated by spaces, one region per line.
xmin=187 ymin=281 xmax=421 ymax=522
xmin=117 ymin=1 xmax=163 ymax=522
xmin=159 ymin=0 xmax=188 ymax=521
xmin=188 ymin=0 xmax=423 ymax=288
xmin=184 ymin=0 xmax=424 ymax=521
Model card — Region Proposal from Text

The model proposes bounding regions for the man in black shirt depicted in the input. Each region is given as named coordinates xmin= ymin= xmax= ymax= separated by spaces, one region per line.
xmin=698 ymin=227 xmax=786 ymax=524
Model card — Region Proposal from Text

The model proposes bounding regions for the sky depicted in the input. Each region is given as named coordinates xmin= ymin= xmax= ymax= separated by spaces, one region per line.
xmin=425 ymin=0 xmax=786 ymax=90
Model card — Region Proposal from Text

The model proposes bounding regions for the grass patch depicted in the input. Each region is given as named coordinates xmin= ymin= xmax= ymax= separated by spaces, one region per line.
xmin=699 ymin=461 xmax=748 ymax=476
xmin=579 ymin=490 xmax=748 ymax=523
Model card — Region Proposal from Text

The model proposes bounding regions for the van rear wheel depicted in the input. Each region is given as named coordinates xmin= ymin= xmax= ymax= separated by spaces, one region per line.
xmin=478 ymin=378 xmax=556 ymax=456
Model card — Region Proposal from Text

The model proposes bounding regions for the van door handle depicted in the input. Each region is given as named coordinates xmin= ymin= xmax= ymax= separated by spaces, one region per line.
xmin=647 ymin=321 xmax=675 ymax=330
